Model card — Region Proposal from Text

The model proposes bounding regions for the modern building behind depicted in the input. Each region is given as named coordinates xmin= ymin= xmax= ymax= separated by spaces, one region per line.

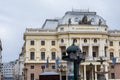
xmin=23 ymin=10 xmax=120 ymax=80
xmin=0 ymin=39 xmax=2 ymax=80
xmin=2 ymin=61 xmax=15 ymax=80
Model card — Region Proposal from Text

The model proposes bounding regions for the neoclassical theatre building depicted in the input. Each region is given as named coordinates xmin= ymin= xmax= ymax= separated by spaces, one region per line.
xmin=23 ymin=10 xmax=120 ymax=80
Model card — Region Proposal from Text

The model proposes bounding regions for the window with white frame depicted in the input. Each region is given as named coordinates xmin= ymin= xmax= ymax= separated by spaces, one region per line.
xmin=41 ymin=52 xmax=45 ymax=60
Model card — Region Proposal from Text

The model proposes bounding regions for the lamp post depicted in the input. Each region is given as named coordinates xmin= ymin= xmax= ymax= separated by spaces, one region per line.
xmin=62 ymin=40 xmax=85 ymax=80
xmin=89 ymin=63 xmax=93 ymax=80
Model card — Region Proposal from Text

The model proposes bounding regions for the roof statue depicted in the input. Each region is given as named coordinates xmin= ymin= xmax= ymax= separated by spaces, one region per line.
xmin=99 ymin=19 xmax=102 ymax=26
xmin=68 ymin=18 xmax=71 ymax=25
xmin=82 ymin=15 xmax=88 ymax=24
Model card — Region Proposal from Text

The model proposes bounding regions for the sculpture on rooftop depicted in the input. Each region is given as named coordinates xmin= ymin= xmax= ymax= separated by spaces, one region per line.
xmin=82 ymin=15 xmax=88 ymax=24
xmin=68 ymin=18 xmax=71 ymax=25
xmin=99 ymin=19 xmax=102 ymax=26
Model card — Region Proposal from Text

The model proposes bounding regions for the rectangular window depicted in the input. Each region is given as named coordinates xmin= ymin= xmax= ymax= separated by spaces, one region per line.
xmin=41 ymin=40 xmax=45 ymax=45
xmin=31 ymin=73 xmax=34 ymax=80
xmin=93 ymin=52 xmax=96 ymax=57
xmin=31 ymin=66 xmax=34 ymax=69
xmin=30 ymin=52 xmax=35 ymax=60
xmin=30 ymin=40 xmax=34 ymax=45
xmin=110 ymin=52 xmax=114 ymax=59
xmin=51 ymin=52 xmax=56 ymax=60
xmin=110 ymin=41 xmax=113 ymax=46
xmin=51 ymin=41 xmax=55 ymax=45
xmin=41 ymin=52 xmax=45 ymax=60
xmin=111 ymin=64 xmax=114 ymax=68
xmin=111 ymin=73 xmax=115 ymax=79
xmin=41 ymin=66 xmax=45 ymax=69
xmin=41 ymin=66 xmax=45 ymax=72
xmin=52 ymin=65 xmax=55 ymax=69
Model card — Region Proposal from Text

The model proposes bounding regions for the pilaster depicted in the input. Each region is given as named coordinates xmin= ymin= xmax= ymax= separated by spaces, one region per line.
xmin=99 ymin=39 xmax=105 ymax=57
xmin=84 ymin=65 xmax=86 ymax=80
xmin=95 ymin=65 xmax=97 ymax=80
xmin=89 ymin=39 xmax=93 ymax=59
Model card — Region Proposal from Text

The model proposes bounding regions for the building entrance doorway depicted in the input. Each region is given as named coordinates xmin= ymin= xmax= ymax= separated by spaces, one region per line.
xmin=86 ymin=71 xmax=90 ymax=80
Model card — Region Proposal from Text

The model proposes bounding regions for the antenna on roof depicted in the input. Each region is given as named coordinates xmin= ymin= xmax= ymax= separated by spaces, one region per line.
xmin=72 ymin=9 xmax=89 ymax=12
xmin=88 ymin=8 xmax=89 ymax=12
xmin=72 ymin=7 xmax=74 ymax=12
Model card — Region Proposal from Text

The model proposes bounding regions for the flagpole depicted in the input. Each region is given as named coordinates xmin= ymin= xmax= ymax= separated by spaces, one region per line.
xmin=46 ymin=56 xmax=49 ymax=71
xmin=55 ymin=56 xmax=61 ymax=79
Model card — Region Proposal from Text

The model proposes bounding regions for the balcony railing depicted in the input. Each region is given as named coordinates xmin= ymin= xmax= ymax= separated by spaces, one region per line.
xmin=59 ymin=42 xmax=67 ymax=46
xmin=25 ymin=28 xmax=57 ymax=33
xmin=85 ymin=57 xmax=110 ymax=61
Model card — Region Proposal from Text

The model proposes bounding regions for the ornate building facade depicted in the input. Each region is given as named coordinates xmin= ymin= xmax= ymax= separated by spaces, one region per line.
xmin=23 ymin=10 xmax=120 ymax=80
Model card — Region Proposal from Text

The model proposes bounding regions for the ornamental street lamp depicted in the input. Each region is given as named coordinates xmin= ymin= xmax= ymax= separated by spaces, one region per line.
xmin=89 ymin=63 xmax=93 ymax=80
xmin=62 ymin=40 xmax=85 ymax=80
xmin=96 ymin=57 xmax=108 ymax=80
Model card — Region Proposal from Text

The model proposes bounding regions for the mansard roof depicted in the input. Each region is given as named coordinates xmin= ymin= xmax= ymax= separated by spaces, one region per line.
xmin=42 ymin=10 xmax=106 ymax=30
xmin=42 ymin=19 xmax=59 ymax=30
xmin=108 ymin=30 xmax=120 ymax=36
xmin=60 ymin=11 xmax=106 ymax=26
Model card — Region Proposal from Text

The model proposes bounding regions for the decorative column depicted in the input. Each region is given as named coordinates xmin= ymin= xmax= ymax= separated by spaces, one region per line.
xmin=105 ymin=65 xmax=108 ymax=80
xmin=105 ymin=46 xmax=108 ymax=57
xmin=84 ymin=65 xmax=86 ymax=80
xmin=58 ymin=39 xmax=62 ymax=59
xmin=36 ymin=40 xmax=39 ymax=61
xmin=26 ymin=40 xmax=29 ymax=61
xmin=80 ymin=38 xmax=83 ymax=52
xmin=99 ymin=39 xmax=105 ymax=57
xmin=89 ymin=44 xmax=93 ymax=60
xmin=95 ymin=65 xmax=97 ymax=80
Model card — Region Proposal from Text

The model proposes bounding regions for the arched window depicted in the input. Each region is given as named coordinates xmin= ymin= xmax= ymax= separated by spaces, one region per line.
xmin=94 ymin=39 xmax=97 ymax=43
xmin=51 ymin=52 xmax=56 ymax=60
xmin=73 ymin=39 xmax=77 ymax=43
xmin=110 ymin=41 xmax=113 ymax=46
xmin=110 ymin=52 xmax=114 ymax=59
xmin=84 ymin=39 xmax=87 ymax=43
xmin=61 ymin=39 xmax=64 ymax=43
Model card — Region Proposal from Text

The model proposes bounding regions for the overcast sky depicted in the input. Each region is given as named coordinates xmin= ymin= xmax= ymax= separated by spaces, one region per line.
xmin=0 ymin=0 xmax=120 ymax=62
